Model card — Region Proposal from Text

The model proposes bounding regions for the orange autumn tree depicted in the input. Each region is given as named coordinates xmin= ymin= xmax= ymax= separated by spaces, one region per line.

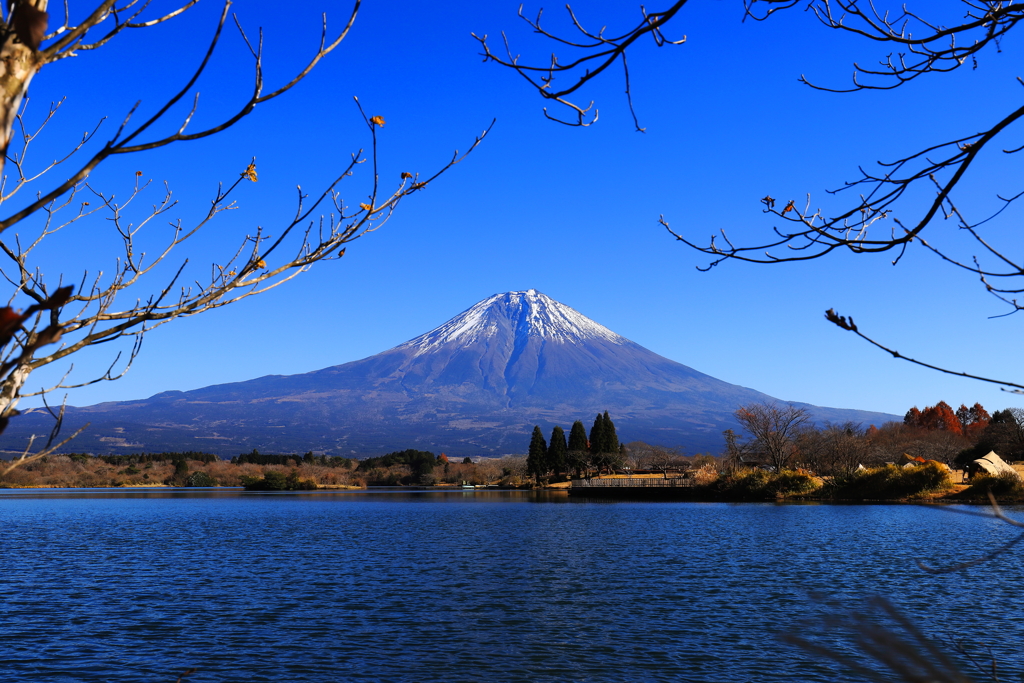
xmin=906 ymin=402 xmax=960 ymax=434
xmin=956 ymin=403 xmax=991 ymax=440
xmin=904 ymin=401 xmax=990 ymax=438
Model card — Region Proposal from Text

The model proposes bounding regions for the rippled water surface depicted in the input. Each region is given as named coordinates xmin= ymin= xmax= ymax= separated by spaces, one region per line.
xmin=1 ymin=489 xmax=1022 ymax=682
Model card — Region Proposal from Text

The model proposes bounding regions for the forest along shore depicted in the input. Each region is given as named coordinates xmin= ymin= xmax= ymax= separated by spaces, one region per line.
xmin=3 ymin=451 xmax=1024 ymax=503
xmin=564 ymin=465 xmax=1024 ymax=503
xmin=0 ymin=450 xmax=527 ymax=491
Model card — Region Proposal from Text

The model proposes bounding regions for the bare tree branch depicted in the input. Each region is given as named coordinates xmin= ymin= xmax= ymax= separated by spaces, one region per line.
xmin=784 ymin=596 xmax=977 ymax=683
xmin=473 ymin=2 xmax=689 ymax=130
xmin=0 ymin=1 xmax=491 ymax=464
xmin=917 ymin=490 xmax=1024 ymax=573
xmin=823 ymin=308 xmax=1024 ymax=394
xmin=483 ymin=1 xmax=1024 ymax=390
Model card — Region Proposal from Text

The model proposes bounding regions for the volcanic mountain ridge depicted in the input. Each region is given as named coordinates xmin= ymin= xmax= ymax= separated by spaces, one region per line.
xmin=2 ymin=289 xmax=899 ymax=457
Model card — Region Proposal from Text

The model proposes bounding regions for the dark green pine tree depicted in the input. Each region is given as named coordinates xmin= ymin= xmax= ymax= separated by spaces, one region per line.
xmin=590 ymin=412 xmax=607 ymax=455
xmin=590 ymin=413 xmax=608 ymax=473
xmin=527 ymin=425 xmax=549 ymax=483
xmin=567 ymin=420 xmax=589 ymax=477
xmin=568 ymin=420 xmax=589 ymax=452
xmin=548 ymin=425 xmax=567 ymax=475
xmin=603 ymin=411 xmax=620 ymax=455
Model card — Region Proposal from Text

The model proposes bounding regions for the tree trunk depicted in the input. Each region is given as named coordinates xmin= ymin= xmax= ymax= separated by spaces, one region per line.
xmin=0 ymin=361 xmax=31 ymax=417
xmin=0 ymin=1 xmax=49 ymax=179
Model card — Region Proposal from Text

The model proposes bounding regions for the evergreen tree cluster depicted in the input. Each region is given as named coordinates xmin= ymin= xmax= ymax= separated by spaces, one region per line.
xmin=526 ymin=411 xmax=625 ymax=482
xmin=51 ymin=450 xmax=361 ymax=470
xmin=527 ymin=426 xmax=548 ymax=482
xmin=357 ymin=449 xmax=437 ymax=478
xmin=92 ymin=451 xmax=219 ymax=466
xmin=232 ymin=449 xmax=354 ymax=468
xmin=588 ymin=411 xmax=621 ymax=473
xmin=241 ymin=469 xmax=318 ymax=491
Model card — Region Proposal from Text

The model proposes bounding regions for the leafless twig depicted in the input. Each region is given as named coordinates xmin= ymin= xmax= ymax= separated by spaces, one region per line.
xmin=473 ymin=2 xmax=689 ymax=130
xmin=784 ymin=596 xmax=976 ymax=683
xmin=0 ymin=1 xmax=491 ymax=454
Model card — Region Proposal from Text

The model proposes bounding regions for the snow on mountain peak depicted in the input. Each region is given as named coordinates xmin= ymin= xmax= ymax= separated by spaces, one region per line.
xmin=397 ymin=290 xmax=627 ymax=353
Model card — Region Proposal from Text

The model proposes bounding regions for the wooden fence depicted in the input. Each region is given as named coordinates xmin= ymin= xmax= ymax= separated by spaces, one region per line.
xmin=571 ymin=477 xmax=694 ymax=488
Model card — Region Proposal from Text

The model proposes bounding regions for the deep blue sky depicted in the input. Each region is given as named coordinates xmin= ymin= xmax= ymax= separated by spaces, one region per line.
xmin=12 ymin=0 xmax=1024 ymax=420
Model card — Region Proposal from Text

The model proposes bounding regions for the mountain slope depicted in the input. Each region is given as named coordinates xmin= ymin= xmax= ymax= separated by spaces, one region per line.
xmin=2 ymin=290 xmax=899 ymax=457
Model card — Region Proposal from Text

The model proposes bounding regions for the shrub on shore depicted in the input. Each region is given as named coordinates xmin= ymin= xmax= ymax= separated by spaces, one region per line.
xmin=772 ymin=470 xmax=821 ymax=496
xmin=241 ymin=470 xmax=317 ymax=491
xmin=0 ymin=453 xmax=365 ymax=488
xmin=829 ymin=462 xmax=953 ymax=501
xmin=707 ymin=469 xmax=820 ymax=500
xmin=185 ymin=471 xmax=218 ymax=488
xmin=692 ymin=463 xmax=719 ymax=486
xmin=955 ymin=471 xmax=1024 ymax=502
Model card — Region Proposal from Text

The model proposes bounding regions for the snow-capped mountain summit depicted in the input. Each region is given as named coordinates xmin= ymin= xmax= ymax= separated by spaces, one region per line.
xmin=398 ymin=289 xmax=626 ymax=354
xmin=370 ymin=289 xmax=658 ymax=405
xmin=4 ymin=290 xmax=899 ymax=457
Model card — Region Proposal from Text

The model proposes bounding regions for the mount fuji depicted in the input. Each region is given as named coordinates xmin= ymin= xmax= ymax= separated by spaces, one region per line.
xmin=3 ymin=289 xmax=899 ymax=457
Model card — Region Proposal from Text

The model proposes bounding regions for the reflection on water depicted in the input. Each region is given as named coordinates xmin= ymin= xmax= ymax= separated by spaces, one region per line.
xmin=0 ymin=487 xmax=575 ymax=503
xmin=1 ymin=490 xmax=1021 ymax=682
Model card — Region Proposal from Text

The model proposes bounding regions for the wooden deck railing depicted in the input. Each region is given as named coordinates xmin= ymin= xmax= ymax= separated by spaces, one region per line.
xmin=571 ymin=477 xmax=694 ymax=488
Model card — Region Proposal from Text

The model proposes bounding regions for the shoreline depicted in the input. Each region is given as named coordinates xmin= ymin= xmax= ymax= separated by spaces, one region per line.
xmin=0 ymin=482 xmax=1015 ymax=505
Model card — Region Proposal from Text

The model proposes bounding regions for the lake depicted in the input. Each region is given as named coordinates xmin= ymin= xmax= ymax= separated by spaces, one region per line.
xmin=0 ymin=489 xmax=1021 ymax=682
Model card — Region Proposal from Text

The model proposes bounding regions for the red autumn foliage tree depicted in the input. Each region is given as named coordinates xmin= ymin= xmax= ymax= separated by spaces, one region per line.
xmin=955 ymin=403 xmax=991 ymax=440
xmin=903 ymin=400 xmax=990 ymax=443
xmin=905 ymin=401 xmax=964 ymax=435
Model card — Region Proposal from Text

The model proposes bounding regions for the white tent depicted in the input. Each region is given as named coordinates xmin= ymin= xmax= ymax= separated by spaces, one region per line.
xmin=969 ymin=451 xmax=1019 ymax=478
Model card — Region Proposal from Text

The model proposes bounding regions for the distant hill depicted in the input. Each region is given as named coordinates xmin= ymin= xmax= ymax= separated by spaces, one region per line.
xmin=2 ymin=289 xmax=899 ymax=457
